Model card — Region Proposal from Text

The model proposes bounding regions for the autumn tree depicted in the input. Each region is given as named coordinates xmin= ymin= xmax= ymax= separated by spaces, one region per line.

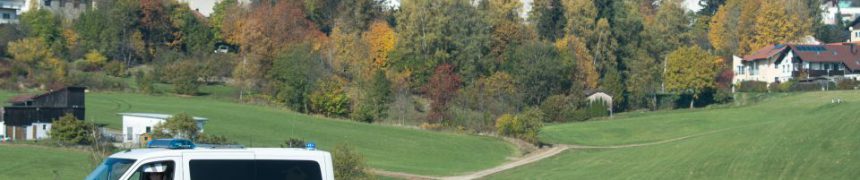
xmin=495 ymin=107 xmax=544 ymax=144
xmin=337 ymin=0 xmax=386 ymax=34
xmin=708 ymin=1 xmax=740 ymax=56
xmin=363 ymin=20 xmax=396 ymax=69
xmin=19 ymin=8 xmax=64 ymax=54
xmin=530 ymin=0 xmax=566 ymax=41
xmin=392 ymin=0 xmax=488 ymax=83
xmin=424 ymin=63 xmax=461 ymax=124
xmin=269 ymin=43 xmax=326 ymax=112
xmin=562 ymin=0 xmax=597 ymax=41
xmin=210 ymin=0 xmax=238 ymax=40
xmin=749 ymin=0 xmax=808 ymax=51
xmin=663 ymin=46 xmax=720 ymax=109
xmin=651 ymin=0 xmax=692 ymax=60
xmin=555 ymin=35 xmax=598 ymax=90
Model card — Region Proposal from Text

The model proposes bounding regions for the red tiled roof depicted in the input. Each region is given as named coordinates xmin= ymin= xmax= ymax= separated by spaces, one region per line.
xmin=744 ymin=44 xmax=860 ymax=71
xmin=788 ymin=44 xmax=860 ymax=70
xmin=742 ymin=44 xmax=788 ymax=61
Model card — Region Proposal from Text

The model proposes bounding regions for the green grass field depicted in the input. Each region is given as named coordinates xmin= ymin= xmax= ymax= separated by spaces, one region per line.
xmin=0 ymin=145 xmax=94 ymax=180
xmin=0 ymin=90 xmax=515 ymax=176
xmin=489 ymin=91 xmax=860 ymax=179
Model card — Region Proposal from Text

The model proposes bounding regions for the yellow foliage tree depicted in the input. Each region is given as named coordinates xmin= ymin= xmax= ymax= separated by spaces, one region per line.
xmin=663 ymin=46 xmax=721 ymax=109
xmin=7 ymin=38 xmax=53 ymax=78
xmin=750 ymin=0 xmax=807 ymax=52
xmin=562 ymin=0 xmax=597 ymax=39
xmin=555 ymin=35 xmax=598 ymax=89
xmin=84 ymin=50 xmax=108 ymax=69
xmin=363 ymin=20 xmax=396 ymax=69
xmin=708 ymin=0 xmax=740 ymax=55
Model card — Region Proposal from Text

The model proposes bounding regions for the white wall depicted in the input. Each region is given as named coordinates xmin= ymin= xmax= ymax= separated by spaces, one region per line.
xmin=122 ymin=116 xmax=165 ymax=143
xmin=121 ymin=116 xmax=207 ymax=143
xmin=734 ymin=52 xmax=796 ymax=84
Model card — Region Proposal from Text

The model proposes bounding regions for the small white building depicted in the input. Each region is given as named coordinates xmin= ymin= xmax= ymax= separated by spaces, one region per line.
xmin=120 ymin=113 xmax=207 ymax=143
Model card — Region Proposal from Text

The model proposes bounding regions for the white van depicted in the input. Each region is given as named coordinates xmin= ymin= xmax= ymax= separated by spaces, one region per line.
xmin=85 ymin=140 xmax=334 ymax=180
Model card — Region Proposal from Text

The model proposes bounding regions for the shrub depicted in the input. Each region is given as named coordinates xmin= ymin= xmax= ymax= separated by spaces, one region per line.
xmin=309 ymin=76 xmax=351 ymax=117
xmin=165 ymin=61 xmax=202 ymax=95
xmin=737 ymin=81 xmax=768 ymax=92
xmin=103 ymin=61 xmax=127 ymax=77
xmin=585 ymin=101 xmax=609 ymax=118
xmin=351 ymin=70 xmax=392 ymax=123
xmin=83 ymin=50 xmax=107 ymax=71
xmin=712 ymin=88 xmax=734 ymax=103
xmin=152 ymin=113 xmax=199 ymax=140
xmin=67 ymin=71 xmax=128 ymax=91
xmin=281 ymin=137 xmax=306 ymax=148
xmin=540 ymin=95 xmax=575 ymax=122
xmin=837 ymin=79 xmax=860 ymax=90
xmin=773 ymin=80 xmax=795 ymax=92
xmin=496 ymin=108 xmax=544 ymax=144
xmin=134 ymin=70 xmax=156 ymax=94
xmin=790 ymin=81 xmax=836 ymax=91
xmin=195 ymin=134 xmax=234 ymax=145
xmin=50 ymin=114 xmax=93 ymax=146
xmin=332 ymin=144 xmax=375 ymax=180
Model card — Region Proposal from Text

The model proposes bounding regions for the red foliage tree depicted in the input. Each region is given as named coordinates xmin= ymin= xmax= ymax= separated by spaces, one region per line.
xmin=424 ymin=64 xmax=461 ymax=124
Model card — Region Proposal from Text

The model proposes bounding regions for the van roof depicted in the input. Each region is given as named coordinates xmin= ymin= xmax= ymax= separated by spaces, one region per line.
xmin=109 ymin=148 xmax=330 ymax=160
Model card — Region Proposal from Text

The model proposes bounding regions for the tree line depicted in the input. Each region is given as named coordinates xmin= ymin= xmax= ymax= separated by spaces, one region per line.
xmin=0 ymin=0 xmax=836 ymax=141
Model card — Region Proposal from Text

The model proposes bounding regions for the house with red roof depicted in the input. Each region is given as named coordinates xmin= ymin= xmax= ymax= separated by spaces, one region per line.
xmin=733 ymin=44 xmax=860 ymax=84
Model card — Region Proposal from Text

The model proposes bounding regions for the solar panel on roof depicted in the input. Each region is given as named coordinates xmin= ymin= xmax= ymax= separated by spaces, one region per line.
xmin=796 ymin=46 xmax=827 ymax=52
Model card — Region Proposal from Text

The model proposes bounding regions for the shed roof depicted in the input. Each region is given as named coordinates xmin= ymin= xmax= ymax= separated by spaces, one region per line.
xmin=119 ymin=113 xmax=208 ymax=121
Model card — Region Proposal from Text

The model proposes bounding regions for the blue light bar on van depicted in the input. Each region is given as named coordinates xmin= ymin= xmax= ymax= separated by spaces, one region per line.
xmin=147 ymin=139 xmax=195 ymax=149
xmin=306 ymin=142 xmax=316 ymax=150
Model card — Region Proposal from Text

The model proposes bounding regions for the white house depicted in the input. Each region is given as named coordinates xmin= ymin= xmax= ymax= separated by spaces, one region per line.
xmin=120 ymin=113 xmax=207 ymax=144
xmin=734 ymin=43 xmax=860 ymax=84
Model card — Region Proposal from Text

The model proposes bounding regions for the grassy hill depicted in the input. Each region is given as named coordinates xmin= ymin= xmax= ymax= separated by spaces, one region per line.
xmin=0 ymin=145 xmax=93 ymax=180
xmin=488 ymin=91 xmax=860 ymax=179
xmin=0 ymin=90 xmax=515 ymax=176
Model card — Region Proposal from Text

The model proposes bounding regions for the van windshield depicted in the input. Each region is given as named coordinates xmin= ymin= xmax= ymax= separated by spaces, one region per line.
xmin=85 ymin=158 xmax=136 ymax=180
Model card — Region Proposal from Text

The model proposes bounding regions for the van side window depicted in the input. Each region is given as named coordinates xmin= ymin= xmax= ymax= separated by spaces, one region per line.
xmin=189 ymin=160 xmax=322 ymax=180
xmin=128 ymin=161 xmax=175 ymax=180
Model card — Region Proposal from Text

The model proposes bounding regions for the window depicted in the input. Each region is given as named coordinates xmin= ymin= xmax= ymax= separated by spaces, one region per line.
xmin=2 ymin=13 xmax=9 ymax=19
xmin=127 ymin=127 xmax=133 ymax=141
xmin=128 ymin=161 xmax=175 ymax=180
xmin=42 ymin=125 xmax=46 ymax=130
xmin=44 ymin=0 xmax=51 ymax=6
xmin=84 ymin=158 xmax=136 ymax=180
xmin=189 ymin=160 xmax=322 ymax=180
xmin=145 ymin=127 xmax=151 ymax=133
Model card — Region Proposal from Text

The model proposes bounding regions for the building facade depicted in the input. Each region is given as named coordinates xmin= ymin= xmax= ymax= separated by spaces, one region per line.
xmin=119 ymin=113 xmax=207 ymax=144
xmin=1 ymin=87 xmax=86 ymax=140
xmin=734 ymin=44 xmax=860 ymax=84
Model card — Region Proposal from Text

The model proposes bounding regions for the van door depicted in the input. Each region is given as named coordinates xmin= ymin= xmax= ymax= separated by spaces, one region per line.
xmin=182 ymin=151 xmax=254 ymax=180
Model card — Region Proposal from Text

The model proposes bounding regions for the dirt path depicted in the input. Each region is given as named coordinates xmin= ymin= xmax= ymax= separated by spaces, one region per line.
xmin=371 ymin=145 xmax=569 ymax=180
xmin=372 ymin=134 xmax=708 ymax=180
xmin=373 ymin=124 xmax=769 ymax=180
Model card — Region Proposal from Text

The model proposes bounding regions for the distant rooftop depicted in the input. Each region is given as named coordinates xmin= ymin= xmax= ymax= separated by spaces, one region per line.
xmin=119 ymin=113 xmax=208 ymax=121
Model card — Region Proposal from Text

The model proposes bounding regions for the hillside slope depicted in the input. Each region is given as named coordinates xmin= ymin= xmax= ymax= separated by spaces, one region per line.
xmin=0 ymin=91 xmax=515 ymax=176
xmin=489 ymin=91 xmax=860 ymax=179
